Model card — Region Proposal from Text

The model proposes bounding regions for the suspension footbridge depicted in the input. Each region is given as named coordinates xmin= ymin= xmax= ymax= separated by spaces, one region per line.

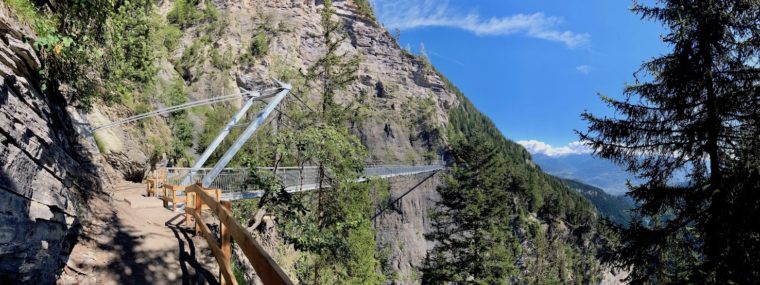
xmin=156 ymin=164 xmax=443 ymax=201
xmin=96 ymin=80 xmax=444 ymax=285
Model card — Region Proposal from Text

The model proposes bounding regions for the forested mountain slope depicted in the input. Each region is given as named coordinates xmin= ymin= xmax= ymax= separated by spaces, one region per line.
xmin=561 ymin=179 xmax=634 ymax=226
xmin=430 ymin=84 xmax=613 ymax=283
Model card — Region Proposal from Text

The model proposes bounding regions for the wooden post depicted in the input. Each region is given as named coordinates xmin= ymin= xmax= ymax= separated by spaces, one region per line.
xmin=185 ymin=193 xmax=193 ymax=227
xmin=162 ymin=184 xmax=168 ymax=208
xmin=195 ymin=185 xmax=202 ymax=235
xmin=192 ymin=185 xmax=292 ymax=285
xmin=220 ymin=201 xmax=232 ymax=285
xmin=172 ymin=186 xmax=177 ymax=211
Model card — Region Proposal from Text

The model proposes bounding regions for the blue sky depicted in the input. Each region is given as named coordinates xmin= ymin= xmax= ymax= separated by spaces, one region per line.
xmin=372 ymin=0 xmax=669 ymax=155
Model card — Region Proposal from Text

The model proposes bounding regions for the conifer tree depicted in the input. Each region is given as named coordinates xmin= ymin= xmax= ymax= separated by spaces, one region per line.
xmin=252 ymin=1 xmax=383 ymax=284
xmin=422 ymin=135 xmax=519 ymax=283
xmin=580 ymin=1 xmax=760 ymax=283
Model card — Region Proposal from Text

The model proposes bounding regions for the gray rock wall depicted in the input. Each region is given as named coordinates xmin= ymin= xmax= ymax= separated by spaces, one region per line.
xmin=373 ymin=173 xmax=442 ymax=284
xmin=0 ymin=6 xmax=106 ymax=284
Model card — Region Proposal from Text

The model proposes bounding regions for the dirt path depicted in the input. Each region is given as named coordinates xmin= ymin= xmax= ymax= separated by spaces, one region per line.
xmin=59 ymin=182 xmax=220 ymax=285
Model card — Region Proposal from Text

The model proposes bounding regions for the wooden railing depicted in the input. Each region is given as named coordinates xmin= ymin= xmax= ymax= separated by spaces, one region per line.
xmin=186 ymin=183 xmax=294 ymax=285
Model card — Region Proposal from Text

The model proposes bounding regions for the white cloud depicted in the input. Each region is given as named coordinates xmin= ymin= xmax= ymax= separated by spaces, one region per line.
xmin=373 ymin=0 xmax=591 ymax=49
xmin=517 ymin=140 xmax=593 ymax=157
xmin=576 ymin=65 xmax=592 ymax=74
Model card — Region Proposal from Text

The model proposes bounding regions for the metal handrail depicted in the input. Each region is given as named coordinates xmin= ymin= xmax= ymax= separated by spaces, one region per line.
xmin=161 ymin=164 xmax=443 ymax=199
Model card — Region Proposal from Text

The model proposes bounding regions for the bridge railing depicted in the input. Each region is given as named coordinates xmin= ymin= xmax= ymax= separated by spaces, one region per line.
xmin=164 ymin=167 xmax=321 ymax=194
xmin=165 ymin=168 xmax=248 ymax=193
xmin=187 ymin=183 xmax=294 ymax=285
xmin=161 ymin=164 xmax=444 ymax=196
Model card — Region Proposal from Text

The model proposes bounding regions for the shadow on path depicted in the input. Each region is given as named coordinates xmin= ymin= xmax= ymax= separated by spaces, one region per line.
xmin=165 ymin=214 xmax=219 ymax=285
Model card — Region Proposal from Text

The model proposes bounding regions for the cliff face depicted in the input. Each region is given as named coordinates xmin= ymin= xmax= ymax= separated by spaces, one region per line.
xmin=165 ymin=0 xmax=458 ymax=163
xmin=0 ymin=6 xmax=109 ymax=283
xmin=373 ymin=173 xmax=442 ymax=282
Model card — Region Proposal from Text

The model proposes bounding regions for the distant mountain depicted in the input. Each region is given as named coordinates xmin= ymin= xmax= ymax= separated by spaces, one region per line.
xmin=561 ymin=178 xmax=634 ymax=226
xmin=531 ymin=153 xmax=637 ymax=195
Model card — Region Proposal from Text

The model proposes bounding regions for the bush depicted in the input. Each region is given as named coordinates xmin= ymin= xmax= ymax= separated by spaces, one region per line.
xmin=167 ymin=0 xmax=220 ymax=29
xmin=173 ymin=115 xmax=194 ymax=148
xmin=210 ymin=48 xmax=233 ymax=70
xmin=353 ymin=0 xmax=375 ymax=19
xmin=3 ymin=0 xmax=52 ymax=29
xmin=156 ymin=23 xmax=182 ymax=52
xmin=251 ymin=32 xmax=269 ymax=57
xmin=239 ymin=32 xmax=269 ymax=64
xmin=93 ymin=132 xmax=109 ymax=154
xmin=105 ymin=2 xmax=159 ymax=90
xmin=163 ymin=78 xmax=188 ymax=107
xmin=176 ymin=40 xmax=204 ymax=82
xmin=166 ymin=0 xmax=203 ymax=28
xmin=6 ymin=0 xmax=158 ymax=110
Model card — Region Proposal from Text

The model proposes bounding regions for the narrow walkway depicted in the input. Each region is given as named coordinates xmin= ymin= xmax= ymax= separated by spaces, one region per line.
xmin=60 ymin=182 xmax=219 ymax=285
xmin=166 ymin=165 xmax=444 ymax=201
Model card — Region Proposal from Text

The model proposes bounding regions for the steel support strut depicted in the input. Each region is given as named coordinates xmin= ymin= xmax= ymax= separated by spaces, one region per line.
xmin=183 ymin=91 xmax=262 ymax=185
xmin=201 ymin=81 xmax=292 ymax=187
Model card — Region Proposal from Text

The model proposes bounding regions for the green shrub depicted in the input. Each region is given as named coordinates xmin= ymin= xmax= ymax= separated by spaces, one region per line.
xmin=231 ymin=261 xmax=247 ymax=285
xmin=105 ymin=3 xmax=159 ymax=92
xmin=239 ymin=32 xmax=269 ymax=64
xmin=156 ymin=23 xmax=182 ymax=52
xmin=167 ymin=0 xmax=220 ymax=29
xmin=133 ymin=102 xmax=152 ymax=115
xmin=7 ymin=0 xmax=159 ymax=110
xmin=3 ymin=0 xmax=53 ymax=29
xmin=210 ymin=48 xmax=233 ymax=70
xmin=147 ymin=136 xmax=165 ymax=159
xmin=163 ymin=78 xmax=188 ymax=106
xmin=173 ymin=115 xmax=193 ymax=148
xmin=251 ymin=32 xmax=269 ymax=57
xmin=167 ymin=0 xmax=203 ymax=28
xmin=93 ymin=132 xmax=108 ymax=154
xmin=204 ymin=1 xmax=220 ymax=21
xmin=353 ymin=0 xmax=375 ymax=19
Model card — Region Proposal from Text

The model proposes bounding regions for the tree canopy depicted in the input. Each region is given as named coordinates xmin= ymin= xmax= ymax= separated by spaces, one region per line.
xmin=580 ymin=0 xmax=760 ymax=283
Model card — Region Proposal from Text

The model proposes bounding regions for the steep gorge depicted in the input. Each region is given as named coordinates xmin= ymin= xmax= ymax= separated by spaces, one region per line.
xmin=0 ymin=0 xmax=618 ymax=283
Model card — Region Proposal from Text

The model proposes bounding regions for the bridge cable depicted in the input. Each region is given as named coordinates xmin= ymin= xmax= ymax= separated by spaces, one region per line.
xmin=90 ymin=87 xmax=282 ymax=132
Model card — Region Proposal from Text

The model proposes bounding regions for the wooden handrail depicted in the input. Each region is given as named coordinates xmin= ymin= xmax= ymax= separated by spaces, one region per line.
xmin=190 ymin=209 xmax=237 ymax=285
xmin=187 ymin=183 xmax=294 ymax=285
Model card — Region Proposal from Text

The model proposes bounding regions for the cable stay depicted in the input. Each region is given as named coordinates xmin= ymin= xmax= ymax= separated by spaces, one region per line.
xmin=90 ymin=87 xmax=283 ymax=132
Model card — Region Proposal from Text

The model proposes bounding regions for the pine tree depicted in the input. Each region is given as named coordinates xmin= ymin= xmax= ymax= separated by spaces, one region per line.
xmin=579 ymin=1 xmax=760 ymax=283
xmin=251 ymin=1 xmax=383 ymax=284
xmin=422 ymin=135 xmax=519 ymax=284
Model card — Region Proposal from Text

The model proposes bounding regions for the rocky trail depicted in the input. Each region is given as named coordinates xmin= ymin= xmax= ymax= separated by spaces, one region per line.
xmin=59 ymin=182 xmax=219 ymax=285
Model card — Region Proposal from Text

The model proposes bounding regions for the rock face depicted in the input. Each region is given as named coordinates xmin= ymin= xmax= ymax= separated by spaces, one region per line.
xmin=373 ymin=173 xmax=442 ymax=283
xmin=0 ymin=6 xmax=108 ymax=283
xmin=150 ymin=0 xmax=457 ymax=163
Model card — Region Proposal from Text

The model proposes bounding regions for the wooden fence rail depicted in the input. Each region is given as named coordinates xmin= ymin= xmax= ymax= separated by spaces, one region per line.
xmin=186 ymin=183 xmax=294 ymax=285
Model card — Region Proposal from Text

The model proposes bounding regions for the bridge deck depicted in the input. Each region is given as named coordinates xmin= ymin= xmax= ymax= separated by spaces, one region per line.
xmin=221 ymin=165 xmax=443 ymax=200
xmin=153 ymin=165 xmax=442 ymax=202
